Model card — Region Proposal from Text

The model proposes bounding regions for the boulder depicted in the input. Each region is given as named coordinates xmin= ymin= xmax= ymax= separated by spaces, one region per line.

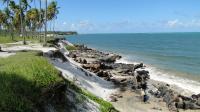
xmin=100 ymin=55 xmax=121 ymax=63
xmin=99 ymin=63 xmax=113 ymax=69
xmin=134 ymin=63 xmax=144 ymax=70
xmin=48 ymin=50 xmax=68 ymax=62
xmin=69 ymin=53 xmax=77 ymax=58
xmin=82 ymin=59 xmax=87 ymax=64
xmin=183 ymin=101 xmax=200 ymax=109
xmin=120 ymin=78 xmax=127 ymax=82
xmin=109 ymin=96 xmax=118 ymax=102
xmin=97 ymin=70 xmax=110 ymax=77
xmin=82 ymin=63 xmax=101 ymax=71
xmin=137 ymin=70 xmax=149 ymax=75
xmin=197 ymin=98 xmax=200 ymax=106
xmin=192 ymin=94 xmax=199 ymax=100
xmin=175 ymin=102 xmax=184 ymax=109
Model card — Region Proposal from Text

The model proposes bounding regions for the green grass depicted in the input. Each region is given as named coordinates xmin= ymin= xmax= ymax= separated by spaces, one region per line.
xmin=0 ymin=35 xmax=58 ymax=44
xmin=65 ymin=45 xmax=77 ymax=51
xmin=0 ymin=51 xmax=118 ymax=112
xmin=0 ymin=51 xmax=62 ymax=112
xmin=0 ymin=36 xmax=40 ymax=44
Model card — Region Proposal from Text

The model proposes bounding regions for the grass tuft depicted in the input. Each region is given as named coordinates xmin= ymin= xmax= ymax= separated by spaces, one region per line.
xmin=65 ymin=45 xmax=77 ymax=51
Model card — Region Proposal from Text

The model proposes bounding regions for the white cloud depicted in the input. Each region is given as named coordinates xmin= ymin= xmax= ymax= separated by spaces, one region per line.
xmin=166 ymin=19 xmax=200 ymax=28
xmin=68 ymin=20 xmax=95 ymax=31
xmin=56 ymin=19 xmax=200 ymax=33
xmin=63 ymin=22 xmax=67 ymax=25
xmin=166 ymin=19 xmax=179 ymax=27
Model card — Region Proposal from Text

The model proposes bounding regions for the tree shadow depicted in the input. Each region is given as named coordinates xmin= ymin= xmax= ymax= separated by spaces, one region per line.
xmin=0 ymin=72 xmax=41 ymax=112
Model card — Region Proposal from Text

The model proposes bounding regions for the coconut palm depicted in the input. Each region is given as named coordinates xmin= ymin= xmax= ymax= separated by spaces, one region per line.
xmin=47 ymin=0 xmax=58 ymax=36
xmin=1 ymin=0 xmax=11 ymax=38
xmin=9 ymin=0 xmax=22 ymax=39
xmin=26 ymin=8 xmax=39 ymax=38
xmin=47 ymin=1 xmax=59 ymax=21
xmin=0 ymin=10 xmax=6 ymax=30
xmin=19 ymin=0 xmax=33 ymax=44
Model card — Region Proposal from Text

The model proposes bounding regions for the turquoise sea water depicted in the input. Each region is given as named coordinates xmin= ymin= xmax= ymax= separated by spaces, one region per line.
xmin=66 ymin=33 xmax=200 ymax=93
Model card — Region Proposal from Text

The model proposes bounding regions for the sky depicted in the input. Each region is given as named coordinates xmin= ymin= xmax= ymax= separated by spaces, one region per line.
xmin=1 ymin=0 xmax=200 ymax=33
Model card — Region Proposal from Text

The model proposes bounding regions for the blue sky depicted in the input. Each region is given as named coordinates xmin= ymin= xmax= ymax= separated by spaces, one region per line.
xmin=1 ymin=0 xmax=200 ymax=33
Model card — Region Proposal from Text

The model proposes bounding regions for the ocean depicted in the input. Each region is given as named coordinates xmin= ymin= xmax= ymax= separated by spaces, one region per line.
xmin=66 ymin=33 xmax=200 ymax=94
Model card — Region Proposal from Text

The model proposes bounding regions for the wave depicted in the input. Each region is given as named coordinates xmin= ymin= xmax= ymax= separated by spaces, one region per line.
xmin=116 ymin=57 xmax=200 ymax=95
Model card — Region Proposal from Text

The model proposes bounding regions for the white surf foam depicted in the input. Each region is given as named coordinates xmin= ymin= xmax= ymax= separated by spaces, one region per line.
xmin=116 ymin=57 xmax=200 ymax=95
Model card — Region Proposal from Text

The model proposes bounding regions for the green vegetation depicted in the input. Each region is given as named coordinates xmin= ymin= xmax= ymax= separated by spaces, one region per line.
xmin=65 ymin=45 xmax=77 ymax=51
xmin=65 ymin=79 xmax=119 ymax=112
xmin=0 ymin=51 xmax=118 ymax=112
xmin=0 ymin=51 xmax=62 ymax=112
xmin=0 ymin=36 xmax=40 ymax=44
xmin=0 ymin=0 xmax=59 ymax=45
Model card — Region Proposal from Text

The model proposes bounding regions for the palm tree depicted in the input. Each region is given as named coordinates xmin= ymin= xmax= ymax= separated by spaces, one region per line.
xmin=47 ymin=1 xmax=59 ymax=22
xmin=39 ymin=0 xmax=42 ymax=42
xmin=26 ymin=8 xmax=39 ymax=38
xmin=0 ymin=10 xmax=6 ymax=36
xmin=1 ymin=0 xmax=11 ymax=37
xmin=47 ymin=1 xmax=59 ymax=39
xmin=9 ymin=0 xmax=22 ymax=39
xmin=19 ymin=0 xmax=33 ymax=44
xmin=44 ymin=0 xmax=47 ymax=46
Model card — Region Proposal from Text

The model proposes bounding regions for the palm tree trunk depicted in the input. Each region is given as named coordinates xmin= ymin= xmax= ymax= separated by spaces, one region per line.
xmin=20 ymin=0 xmax=25 ymax=44
xmin=53 ymin=19 xmax=55 ymax=38
xmin=44 ymin=0 xmax=47 ymax=46
xmin=39 ymin=0 xmax=42 ymax=42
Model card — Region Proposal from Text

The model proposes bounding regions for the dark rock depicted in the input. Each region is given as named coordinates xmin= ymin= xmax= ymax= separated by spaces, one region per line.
xmin=120 ymin=78 xmax=127 ymax=82
xmin=112 ymin=93 xmax=123 ymax=98
xmin=69 ymin=53 xmax=77 ymax=58
xmin=134 ymin=63 xmax=144 ymax=70
xmin=77 ymin=58 xmax=82 ymax=63
xmin=156 ymin=86 xmax=169 ymax=97
xmin=110 ymin=78 xmax=121 ymax=85
xmin=100 ymin=55 xmax=121 ymax=63
xmin=50 ymin=50 xmax=68 ymax=62
xmin=82 ymin=59 xmax=87 ymax=64
xmin=82 ymin=63 xmax=101 ymax=71
xmin=99 ymin=63 xmax=113 ymax=69
xmin=183 ymin=101 xmax=200 ymax=109
xmin=109 ymin=96 xmax=118 ymax=102
xmin=137 ymin=70 xmax=149 ymax=75
xmin=179 ymin=95 xmax=193 ymax=101
xmin=197 ymin=98 xmax=200 ymax=106
xmin=97 ymin=71 xmax=110 ymax=77
xmin=175 ymin=102 xmax=184 ymax=109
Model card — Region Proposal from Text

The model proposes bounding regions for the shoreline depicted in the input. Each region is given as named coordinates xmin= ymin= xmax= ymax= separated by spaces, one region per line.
xmin=116 ymin=57 xmax=200 ymax=95
xmin=1 ymin=40 xmax=199 ymax=111
xmin=73 ymin=43 xmax=200 ymax=95
xmin=84 ymin=45 xmax=199 ymax=95
xmin=62 ymin=39 xmax=200 ymax=111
